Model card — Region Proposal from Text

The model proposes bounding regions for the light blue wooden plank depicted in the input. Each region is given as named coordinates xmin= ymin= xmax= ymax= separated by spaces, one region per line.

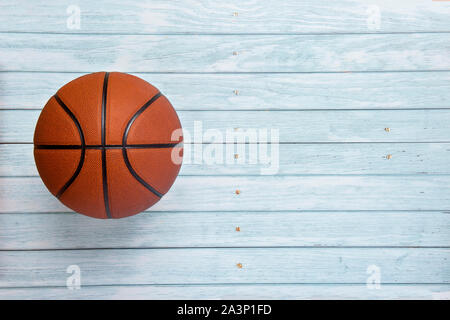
xmin=1 ymin=284 xmax=449 ymax=300
xmin=0 ymin=211 xmax=448 ymax=250
xmin=1 ymin=176 xmax=450 ymax=213
xmin=1 ymin=0 xmax=450 ymax=34
xmin=0 ymin=248 xmax=448 ymax=287
xmin=2 ymin=109 xmax=450 ymax=143
xmin=1 ymin=143 xmax=450 ymax=177
xmin=2 ymin=72 xmax=450 ymax=110
xmin=1 ymin=33 xmax=450 ymax=72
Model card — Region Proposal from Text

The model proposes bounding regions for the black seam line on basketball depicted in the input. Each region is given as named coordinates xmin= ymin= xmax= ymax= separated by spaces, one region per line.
xmin=121 ymin=92 xmax=164 ymax=198
xmin=53 ymin=94 xmax=86 ymax=199
xmin=122 ymin=148 xmax=163 ymax=198
xmin=34 ymin=143 xmax=182 ymax=149
xmin=35 ymin=145 xmax=82 ymax=149
xmin=122 ymin=92 xmax=162 ymax=146
xmin=101 ymin=72 xmax=112 ymax=219
xmin=108 ymin=143 xmax=182 ymax=148
xmin=101 ymin=72 xmax=109 ymax=146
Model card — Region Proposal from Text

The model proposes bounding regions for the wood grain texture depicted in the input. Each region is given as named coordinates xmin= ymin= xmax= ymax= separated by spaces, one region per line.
xmin=1 ymin=33 xmax=450 ymax=72
xmin=2 ymin=176 xmax=450 ymax=213
xmin=2 ymin=72 xmax=450 ymax=110
xmin=2 ymin=143 xmax=450 ymax=177
xmin=0 ymin=211 xmax=448 ymax=250
xmin=0 ymin=248 xmax=448 ymax=287
xmin=1 ymin=284 xmax=449 ymax=300
xmin=2 ymin=0 xmax=450 ymax=34
xmin=2 ymin=109 xmax=450 ymax=143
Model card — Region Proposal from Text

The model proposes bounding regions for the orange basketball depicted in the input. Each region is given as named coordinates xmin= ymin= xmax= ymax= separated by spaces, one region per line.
xmin=34 ymin=72 xmax=183 ymax=219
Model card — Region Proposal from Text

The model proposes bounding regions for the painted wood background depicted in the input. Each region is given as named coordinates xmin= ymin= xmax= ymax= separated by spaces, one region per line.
xmin=0 ymin=0 xmax=449 ymax=299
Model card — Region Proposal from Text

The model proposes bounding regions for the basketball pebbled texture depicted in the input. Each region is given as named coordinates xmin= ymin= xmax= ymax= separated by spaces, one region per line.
xmin=34 ymin=72 xmax=183 ymax=219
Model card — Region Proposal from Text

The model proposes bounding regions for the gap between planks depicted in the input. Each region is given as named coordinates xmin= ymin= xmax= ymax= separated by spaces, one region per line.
xmin=4 ymin=31 xmax=450 ymax=36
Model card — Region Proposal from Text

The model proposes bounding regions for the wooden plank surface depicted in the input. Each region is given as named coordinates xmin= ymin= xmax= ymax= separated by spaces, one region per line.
xmin=2 ymin=33 xmax=450 ymax=73
xmin=2 ymin=176 xmax=450 ymax=213
xmin=1 ymin=0 xmax=450 ymax=300
xmin=0 ymin=248 xmax=448 ymax=287
xmin=2 ymin=0 xmax=450 ymax=34
xmin=0 ymin=211 xmax=448 ymax=250
xmin=2 ymin=143 xmax=449 ymax=177
xmin=1 ymin=110 xmax=450 ymax=143
xmin=2 ymin=72 xmax=450 ymax=110
xmin=1 ymin=284 xmax=449 ymax=300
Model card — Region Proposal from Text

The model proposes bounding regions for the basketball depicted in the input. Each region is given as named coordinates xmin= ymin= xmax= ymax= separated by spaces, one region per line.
xmin=33 ymin=72 xmax=183 ymax=219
